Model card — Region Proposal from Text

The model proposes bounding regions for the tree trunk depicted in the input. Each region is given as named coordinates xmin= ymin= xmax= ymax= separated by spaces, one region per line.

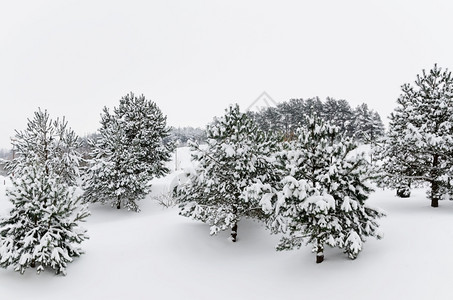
xmin=431 ymin=181 xmax=439 ymax=208
xmin=117 ymin=197 xmax=121 ymax=209
xmin=431 ymin=154 xmax=440 ymax=208
xmin=431 ymin=198 xmax=439 ymax=207
xmin=231 ymin=222 xmax=238 ymax=242
xmin=231 ymin=205 xmax=238 ymax=242
xmin=316 ymin=245 xmax=324 ymax=264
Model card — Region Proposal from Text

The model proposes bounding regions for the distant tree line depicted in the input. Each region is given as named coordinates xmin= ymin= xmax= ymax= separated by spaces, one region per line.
xmin=164 ymin=126 xmax=207 ymax=146
xmin=0 ymin=149 xmax=12 ymax=175
xmin=248 ymin=97 xmax=385 ymax=142
xmin=0 ymin=149 xmax=12 ymax=160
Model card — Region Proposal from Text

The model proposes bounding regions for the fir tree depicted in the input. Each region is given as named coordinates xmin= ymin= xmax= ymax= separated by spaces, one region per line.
xmin=82 ymin=93 xmax=173 ymax=212
xmin=0 ymin=109 xmax=89 ymax=275
xmin=248 ymin=117 xmax=384 ymax=263
xmin=176 ymin=105 xmax=280 ymax=242
xmin=381 ymin=64 xmax=453 ymax=207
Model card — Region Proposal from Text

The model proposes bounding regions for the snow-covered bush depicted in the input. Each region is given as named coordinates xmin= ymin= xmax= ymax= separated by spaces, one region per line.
xmin=82 ymin=93 xmax=173 ymax=212
xmin=379 ymin=64 xmax=453 ymax=207
xmin=248 ymin=117 xmax=385 ymax=263
xmin=176 ymin=104 xmax=280 ymax=242
xmin=0 ymin=109 xmax=89 ymax=275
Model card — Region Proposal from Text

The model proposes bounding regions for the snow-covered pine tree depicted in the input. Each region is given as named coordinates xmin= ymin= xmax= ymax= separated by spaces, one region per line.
xmin=353 ymin=103 xmax=385 ymax=142
xmin=381 ymin=64 xmax=453 ymax=207
xmin=248 ymin=116 xmax=384 ymax=263
xmin=322 ymin=97 xmax=354 ymax=136
xmin=0 ymin=165 xmax=89 ymax=275
xmin=249 ymin=106 xmax=283 ymax=134
xmin=281 ymin=97 xmax=324 ymax=134
xmin=371 ymin=111 xmax=386 ymax=140
xmin=374 ymin=133 xmax=421 ymax=198
xmin=176 ymin=104 xmax=281 ymax=242
xmin=82 ymin=92 xmax=173 ymax=212
xmin=5 ymin=109 xmax=81 ymax=185
xmin=0 ymin=109 xmax=89 ymax=275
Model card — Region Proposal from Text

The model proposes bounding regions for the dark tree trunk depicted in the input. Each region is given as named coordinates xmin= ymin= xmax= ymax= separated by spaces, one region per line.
xmin=316 ymin=245 xmax=324 ymax=264
xmin=231 ymin=205 xmax=238 ymax=242
xmin=431 ymin=198 xmax=439 ymax=207
xmin=231 ymin=222 xmax=238 ymax=242
xmin=431 ymin=154 xmax=440 ymax=208
xmin=117 ymin=197 xmax=121 ymax=209
xmin=431 ymin=181 xmax=439 ymax=208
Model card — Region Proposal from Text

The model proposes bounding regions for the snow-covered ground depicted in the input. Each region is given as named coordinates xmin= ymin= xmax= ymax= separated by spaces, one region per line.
xmin=1 ymin=147 xmax=453 ymax=299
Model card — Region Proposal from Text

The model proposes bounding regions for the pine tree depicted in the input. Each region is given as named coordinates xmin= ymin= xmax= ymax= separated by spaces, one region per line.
xmin=82 ymin=93 xmax=173 ymax=212
xmin=0 ymin=165 xmax=89 ymax=275
xmin=0 ymin=109 xmax=89 ymax=275
xmin=353 ymin=103 xmax=385 ymax=142
xmin=278 ymin=100 xmax=299 ymax=138
xmin=371 ymin=111 xmax=386 ymax=140
xmin=249 ymin=106 xmax=283 ymax=134
xmin=176 ymin=105 xmax=280 ymax=242
xmin=381 ymin=64 xmax=453 ymax=207
xmin=322 ymin=98 xmax=354 ymax=136
xmin=5 ymin=109 xmax=81 ymax=185
xmin=249 ymin=117 xmax=384 ymax=263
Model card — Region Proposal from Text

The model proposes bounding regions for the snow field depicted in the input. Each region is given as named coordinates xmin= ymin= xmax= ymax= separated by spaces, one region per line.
xmin=0 ymin=147 xmax=453 ymax=299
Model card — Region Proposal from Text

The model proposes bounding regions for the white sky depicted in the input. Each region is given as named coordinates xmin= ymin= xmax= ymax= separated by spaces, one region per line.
xmin=1 ymin=0 xmax=453 ymax=149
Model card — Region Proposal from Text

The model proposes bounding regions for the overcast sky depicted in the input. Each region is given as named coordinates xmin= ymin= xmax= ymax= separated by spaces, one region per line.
xmin=1 ymin=0 xmax=453 ymax=149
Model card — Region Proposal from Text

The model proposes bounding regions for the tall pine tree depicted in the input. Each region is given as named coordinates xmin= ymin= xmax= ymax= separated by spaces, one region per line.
xmin=5 ymin=109 xmax=81 ymax=185
xmin=83 ymin=93 xmax=173 ymax=212
xmin=248 ymin=116 xmax=384 ymax=263
xmin=176 ymin=105 xmax=280 ymax=242
xmin=0 ymin=109 xmax=89 ymax=275
xmin=382 ymin=64 xmax=453 ymax=207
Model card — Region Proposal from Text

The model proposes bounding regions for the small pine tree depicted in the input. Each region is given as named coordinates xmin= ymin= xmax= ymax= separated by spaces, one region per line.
xmin=381 ymin=64 xmax=453 ymax=207
xmin=82 ymin=93 xmax=173 ymax=212
xmin=0 ymin=109 xmax=89 ymax=275
xmin=0 ymin=165 xmax=89 ymax=275
xmin=353 ymin=103 xmax=385 ymax=142
xmin=176 ymin=104 xmax=280 ymax=242
xmin=249 ymin=117 xmax=384 ymax=263
xmin=322 ymin=98 xmax=354 ymax=136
